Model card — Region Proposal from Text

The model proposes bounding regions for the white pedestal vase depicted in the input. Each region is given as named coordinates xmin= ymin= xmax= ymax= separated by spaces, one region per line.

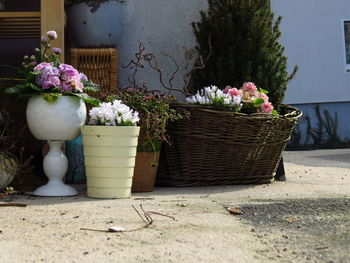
xmin=26 ymin=96 xmax=87 ymax=196
xmin=81 ymin=126 xmax=140 ymax=199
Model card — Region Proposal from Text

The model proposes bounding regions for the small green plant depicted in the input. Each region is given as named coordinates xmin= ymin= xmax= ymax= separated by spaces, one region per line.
xmin=108 ymin=87 xmax=184 ymax=153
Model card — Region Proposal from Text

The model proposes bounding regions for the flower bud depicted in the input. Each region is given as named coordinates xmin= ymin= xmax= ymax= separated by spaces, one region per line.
xmin=46 ymin=31 xmax=57 ymax=40
xmin=41 ymin=37 xmax=49 ymax=43
xmin=52 ymin=47 xmax=62 ymax=55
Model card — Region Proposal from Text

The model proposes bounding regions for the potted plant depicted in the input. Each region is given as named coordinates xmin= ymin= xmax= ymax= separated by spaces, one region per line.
xmin=81 ymin=99 xmax=140 ymax=199
xmin=65 ymin=0 xmax=126 ymax=47
xmin=108 ymin=86 xmax=183 ymax=192
xmin=157 ymin=0 xmax=302 ymax=186
xmin=5 ymin=31 xmax=100 ymax=196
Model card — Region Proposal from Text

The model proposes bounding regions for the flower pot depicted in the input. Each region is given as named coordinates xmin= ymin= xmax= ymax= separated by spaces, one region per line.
xmin=67 ymin=1 xmax=124 ymax=47
xmin=132 ymin=151 xmax=160 ymax=193
xmin=26 ymin=95 xmax=87 ymax=196
xmin=81 ymin=125 xmax=140 ymax=199
xmin=0 ymin=154 xmax=17 ymax=190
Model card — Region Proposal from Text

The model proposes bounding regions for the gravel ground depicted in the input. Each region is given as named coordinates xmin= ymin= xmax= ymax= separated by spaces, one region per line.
xmin=235 ymin=198 xmax=350 ymax=263
xmin=0 ymin=149 xmax=350 ymax=263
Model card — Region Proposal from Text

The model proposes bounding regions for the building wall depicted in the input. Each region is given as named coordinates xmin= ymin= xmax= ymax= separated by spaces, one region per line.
xmin=118 ymin=0 xmax=207 ymax=96
xmin=271 ymin=0 xmax=350 ymax=104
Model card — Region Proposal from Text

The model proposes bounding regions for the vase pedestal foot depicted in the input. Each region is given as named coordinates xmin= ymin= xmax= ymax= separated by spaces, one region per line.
xmin=33 ymin=181 xmax=78 ymax=197
xmin=33 ymin=140 xmax=78 ymax=197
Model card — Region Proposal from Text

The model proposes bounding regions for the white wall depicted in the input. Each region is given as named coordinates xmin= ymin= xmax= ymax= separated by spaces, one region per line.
xmin=118 ymin=1 xmax=350 ymax=104
xmin=271 ymin=0 xmax=350 ymax=104
xmin=118 ymin=0 xmax=207 ymax=97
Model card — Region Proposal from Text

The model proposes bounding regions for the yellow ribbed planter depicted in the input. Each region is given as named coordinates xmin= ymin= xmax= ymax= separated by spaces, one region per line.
xmin=81 ymin=126 xmax=140 ymax=199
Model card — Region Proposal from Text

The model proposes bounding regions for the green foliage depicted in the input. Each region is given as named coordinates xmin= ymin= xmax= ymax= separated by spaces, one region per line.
xmin=108 ymin=87 xmax=185 ymax=152
xmin=190 ymin=0 xmax=297 ymax=109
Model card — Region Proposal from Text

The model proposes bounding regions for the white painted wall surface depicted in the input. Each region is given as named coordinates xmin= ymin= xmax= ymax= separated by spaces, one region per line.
xmin=118 ymin=1 xmax=350 ymax=104
xmin=118 ymin=0 xmax=207 ymax=97
xmin=271 ymin=0 xmax=350 ymax=104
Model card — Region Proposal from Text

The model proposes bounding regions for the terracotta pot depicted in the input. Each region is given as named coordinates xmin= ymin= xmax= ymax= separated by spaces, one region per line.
xmin=132 ymin=151 xmax=160 ymax=192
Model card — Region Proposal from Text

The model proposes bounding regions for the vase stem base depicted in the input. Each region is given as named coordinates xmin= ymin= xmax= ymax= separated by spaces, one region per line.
xmin=33 ymin=182 xmax=78 ymax=197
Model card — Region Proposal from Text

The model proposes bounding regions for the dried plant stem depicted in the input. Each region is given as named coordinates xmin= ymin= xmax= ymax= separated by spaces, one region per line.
xmin=80 ymin=205 xmax=175 ymax=233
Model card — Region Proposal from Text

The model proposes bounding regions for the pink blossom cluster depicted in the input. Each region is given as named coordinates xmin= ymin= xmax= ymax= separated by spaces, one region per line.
xmin=224 ymin=82 xmax=274 ymax=114
xmin=34 ymin=62 xmax=87 ymax=93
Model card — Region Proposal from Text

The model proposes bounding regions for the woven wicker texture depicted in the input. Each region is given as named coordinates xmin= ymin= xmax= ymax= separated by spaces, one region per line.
xmin=157 ymin=103 xmax=302 ymax=186
xmin=70 ymin=48 xmax=119 ymax=97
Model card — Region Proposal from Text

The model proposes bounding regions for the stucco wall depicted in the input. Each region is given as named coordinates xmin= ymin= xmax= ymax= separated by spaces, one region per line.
xmin=118 ymin=0 xmax=207 ymax=97
xmin=119 ymin=0 xmax=350 ymax=105
xmin=271 ymin=0 xmax=350 ymax=104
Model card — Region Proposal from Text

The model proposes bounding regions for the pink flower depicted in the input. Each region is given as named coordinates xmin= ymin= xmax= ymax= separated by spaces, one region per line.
xmin=228 ymin=88 xmax=240 ymax=97
xmin=223 ymin=86 xmax=232 ymax=93
xmin=79 ymin=73 xmax=88 ymax=82
xmin=73 ymin=80 xmax=84 ymax=92
xmin=47 ymin=31 xmax=57 ymax=40
xmin=42 ymin=75 xmax=60 ymax=90
xmin=59 ymin=64 xmax=80 ymax=83
xmin=260 ymin=102 xmax=274 ymax=114
xmin=256 ymin=92 xmax=269 ymax=102
xmin=59 ymin=82 xmax=73 ymax=92
xmin=242 ymin=82 xmax=257 ymax=94
xmin=34 ymin=62 xmax=53 ymax=72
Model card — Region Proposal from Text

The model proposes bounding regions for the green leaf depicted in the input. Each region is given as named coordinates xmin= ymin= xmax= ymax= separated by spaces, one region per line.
xmin=83 ymin=81 xmax=100 ymax=93
xmin=271 ymin=110 xmax=279 ymax=116
xmin=259 ymin=88 xmax=269 ymax=94
xmin=72 ymin=93 xmax=100 ymax=106
xmin=4 ymin=85 xmax=23 ymax=94
xmin=253 ymin=98 xmax=264 ymax=106
xmin=26 ymin=83 xmax=42 ymax=92
xmin=42 ymin=93 xmax=62 ymax=102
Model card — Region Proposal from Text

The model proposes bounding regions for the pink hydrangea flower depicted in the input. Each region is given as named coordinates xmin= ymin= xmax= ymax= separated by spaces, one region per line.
xmin=73 ymin=81 xmax=84 ymax=92
xmin=34 ymin=62 xmax=53 ymax=72
xmin=260 ymin=102 xmax=274 ymax=114
xmin=42 ymin=75 xmax=60 ymax=90
xmin=59 ymin=64 xmax=80 ymax=82
xmin=79 ymin=73 xmax=88 ymax=82
xmin=59 ymin=82 xmax=73 ymax=92
xmin=34 ymin=63 xmax=60 ymax=89
xmin=242 ymin=82 xmax=257 ymax=93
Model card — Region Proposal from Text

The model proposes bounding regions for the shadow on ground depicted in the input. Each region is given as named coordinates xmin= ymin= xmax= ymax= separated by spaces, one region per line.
xmin=234 ymin=198 xmax=350 ymax=263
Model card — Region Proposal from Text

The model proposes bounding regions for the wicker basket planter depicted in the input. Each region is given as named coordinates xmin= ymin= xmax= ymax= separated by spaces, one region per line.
xmin=157 ymin=103 xmax=302 ymax=186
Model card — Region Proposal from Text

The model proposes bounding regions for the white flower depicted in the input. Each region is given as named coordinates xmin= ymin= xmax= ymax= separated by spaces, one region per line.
xmin=186 ymin=85 xmax=243 ymax=111
xmin=89 ymin=100 xmax=139 ymax=126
